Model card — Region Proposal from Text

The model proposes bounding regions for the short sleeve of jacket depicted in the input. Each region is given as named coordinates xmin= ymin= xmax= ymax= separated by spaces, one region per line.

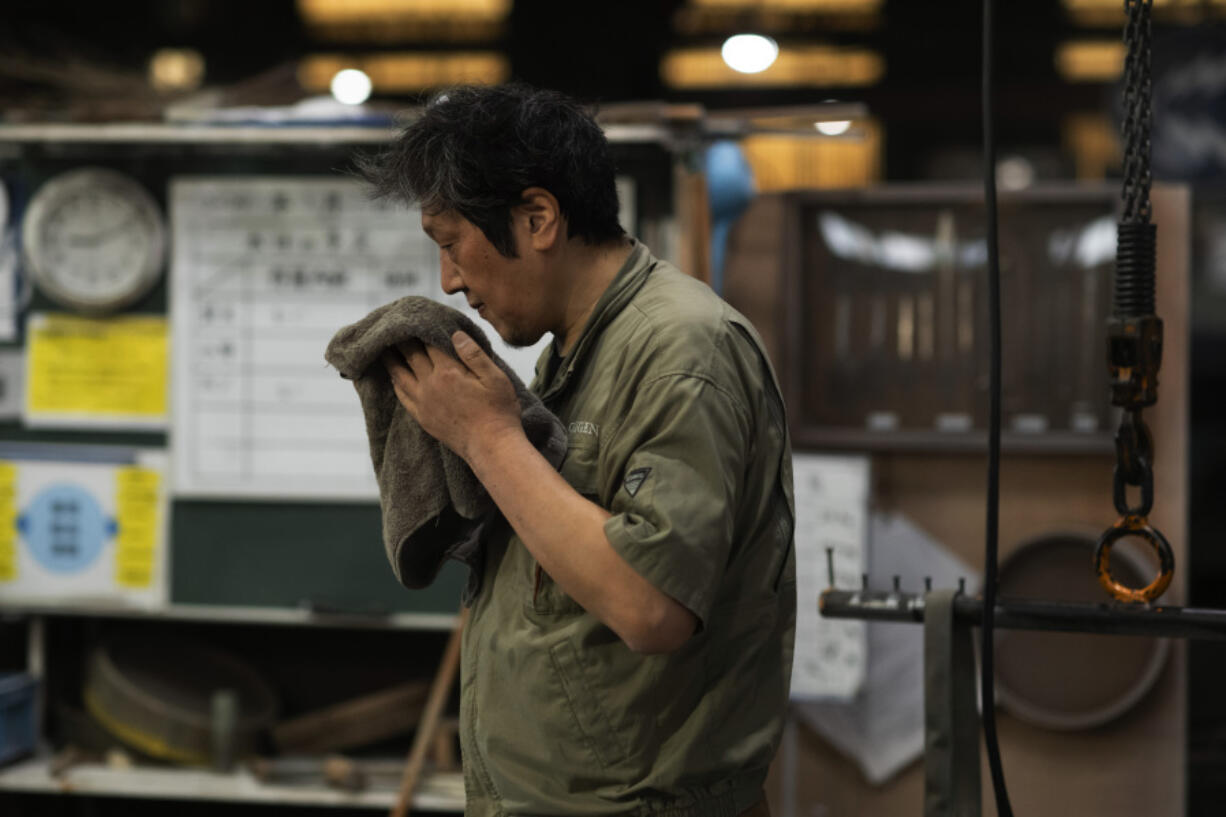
xmin=601 ymin=372 xmax=751 ymax=627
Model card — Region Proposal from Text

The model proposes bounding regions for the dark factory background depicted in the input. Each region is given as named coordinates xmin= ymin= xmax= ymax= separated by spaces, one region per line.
xmin=1 ymin=1 xmax=1226 ymax=816
xmin=0 ymin=0 xmax=1187 ymax=178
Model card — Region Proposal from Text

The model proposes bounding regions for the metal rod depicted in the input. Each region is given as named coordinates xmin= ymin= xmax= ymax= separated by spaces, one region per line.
xmin=819 ymin=589 xmax=1226 ymax=640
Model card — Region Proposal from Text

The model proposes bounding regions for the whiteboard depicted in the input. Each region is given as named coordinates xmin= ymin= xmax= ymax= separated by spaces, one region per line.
xmin=169 ymin=177 xmax=548 ymax=501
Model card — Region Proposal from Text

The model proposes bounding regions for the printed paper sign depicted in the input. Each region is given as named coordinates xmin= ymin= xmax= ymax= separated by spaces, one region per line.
xmin=24 ymin=313 xmax=168 ymax=429
xmin=790 ymin=453 xmax=871 ymax=700
xmin=0 ymin=449 xmax=167 ymax=606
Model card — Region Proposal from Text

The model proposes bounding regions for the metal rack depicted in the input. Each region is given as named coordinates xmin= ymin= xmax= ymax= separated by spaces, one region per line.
xmin=0 ymin=609 xmax=467 ymax=812
xmin=820 ymin=585 xmax=1226 ymax=641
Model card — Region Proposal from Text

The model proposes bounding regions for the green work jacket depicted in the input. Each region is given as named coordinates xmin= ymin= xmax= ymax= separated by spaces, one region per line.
xmin=460 ymin=241 xmax=796 ymax=817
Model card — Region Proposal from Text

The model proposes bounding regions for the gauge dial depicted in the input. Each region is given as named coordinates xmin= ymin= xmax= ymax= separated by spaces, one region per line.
xmin=22 ymin=168 xmax=166 ymax=313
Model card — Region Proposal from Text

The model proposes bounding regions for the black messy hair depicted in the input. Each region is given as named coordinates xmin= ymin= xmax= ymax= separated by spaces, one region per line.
xmin=353 ymin=84 xmax=625 ymax=258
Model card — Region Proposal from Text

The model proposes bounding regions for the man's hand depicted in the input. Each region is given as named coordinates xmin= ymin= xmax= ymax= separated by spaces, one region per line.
xmin=382 ymin=330 xmax=523 ymax=463
xmin=386 ymin=331 xmax=697 ymax=654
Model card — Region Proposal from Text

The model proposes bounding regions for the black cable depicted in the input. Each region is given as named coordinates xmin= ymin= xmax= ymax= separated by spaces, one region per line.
xmin=1121 ymin=0 xmax=1153 ymax=227
xmin=980 ymin=0 xmax=1013 ymax=815
xmin=1116 ymin=0 xmax=1157 ymax=322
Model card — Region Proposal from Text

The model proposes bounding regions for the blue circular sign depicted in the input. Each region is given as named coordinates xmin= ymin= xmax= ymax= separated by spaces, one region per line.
xmin=21 ymin=483 xmax=109 ymax=574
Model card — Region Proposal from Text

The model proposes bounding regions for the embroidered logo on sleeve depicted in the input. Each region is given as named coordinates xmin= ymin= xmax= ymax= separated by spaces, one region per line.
xmin=623 ymin=467 xmax=652 ymax=497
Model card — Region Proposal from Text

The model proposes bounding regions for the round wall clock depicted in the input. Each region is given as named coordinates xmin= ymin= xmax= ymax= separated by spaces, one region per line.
xmin=22 ymin=168 xmax=166 ymax=313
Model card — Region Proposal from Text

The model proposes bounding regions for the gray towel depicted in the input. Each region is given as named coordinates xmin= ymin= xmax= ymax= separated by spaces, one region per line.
xmin=324 ymin=296 xmax=567 ymax=599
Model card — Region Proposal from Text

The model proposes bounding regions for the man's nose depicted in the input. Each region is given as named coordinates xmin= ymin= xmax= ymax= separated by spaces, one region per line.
xmin=440 ymin=257 xmax=464 ymax=295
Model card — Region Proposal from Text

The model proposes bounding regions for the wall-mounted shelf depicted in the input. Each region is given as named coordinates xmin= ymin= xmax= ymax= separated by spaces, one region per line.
xmin=0 ymin=604 xmax=459 ymax=631
xmin=0 ymin=122 xmax=673 ymax=146
xmin=0 ymin=756 xmax=465 ymax=812
xmin=794 ymin=429 xmax=1115 ymax=455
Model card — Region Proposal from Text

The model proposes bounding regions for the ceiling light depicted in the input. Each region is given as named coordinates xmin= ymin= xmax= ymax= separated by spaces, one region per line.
xmin=662 ymin=46 xmax=884 ymax=89
xmin=692 ymin=0 xmax=883 ymax=8
xmin=721 ymin=34 xmax=779 ymax=74
xmin=815 ymin=119 xmax=852 ymax=135
xmin=149 ymin=48 xmax=205 ymax=93
xmin=1063 ymin=0 xmax=1226 ymax=25
xmin=302 ymin=53 xmax=509 ymax=94
xmin=1056 ymin=41 xmax=1125 ymax=81
xmin=330 ymin=68 xmax=373 ymax=105
xmin=298 ymin=0 xmax=511 ymax=23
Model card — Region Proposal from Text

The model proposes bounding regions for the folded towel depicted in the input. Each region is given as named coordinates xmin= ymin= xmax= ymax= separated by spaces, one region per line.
xmin=324 ymin=296 xmax=567 ymax=599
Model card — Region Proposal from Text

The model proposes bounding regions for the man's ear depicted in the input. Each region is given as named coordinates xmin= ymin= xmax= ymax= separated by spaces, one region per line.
xmin=517 ymin=187 xmax=562 ymax=251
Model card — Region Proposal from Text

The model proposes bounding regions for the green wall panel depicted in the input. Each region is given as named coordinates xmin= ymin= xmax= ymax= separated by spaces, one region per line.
xmin=170 ymin=500 xmax=466 ymax=614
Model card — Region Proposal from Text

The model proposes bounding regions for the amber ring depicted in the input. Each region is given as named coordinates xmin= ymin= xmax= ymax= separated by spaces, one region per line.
xmin=1094 ymin=515 xmax=1175 ymax=604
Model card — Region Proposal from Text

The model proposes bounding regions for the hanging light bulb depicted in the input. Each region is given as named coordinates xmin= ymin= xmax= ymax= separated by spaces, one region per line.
xmin=815 ymin=98 xmax=853 ymax=136
xmin=330 ymin=68 xmax=373 ymax=105
xmin=815 ymin=120 xmax=852 ymax=136
xmin=721 ymin=34 xmax=779 ymax=74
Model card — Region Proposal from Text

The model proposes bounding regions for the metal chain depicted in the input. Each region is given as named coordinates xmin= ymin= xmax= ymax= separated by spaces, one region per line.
xmin=1097 ymin=0 xmax=1172 ymax=604
xmin=1112 ymin=408 xmax=1154 ymax=517
xmin=1113 ymin=0 xmax=1156 ymax=507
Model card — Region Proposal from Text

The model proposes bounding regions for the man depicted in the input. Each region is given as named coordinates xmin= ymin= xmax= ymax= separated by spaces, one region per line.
xmin=358 ymin=84 xmax=795 ymax=817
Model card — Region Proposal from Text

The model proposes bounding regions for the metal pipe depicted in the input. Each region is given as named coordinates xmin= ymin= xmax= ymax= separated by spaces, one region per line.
xmin=819 ymin=589 xmax=1226 ymax=640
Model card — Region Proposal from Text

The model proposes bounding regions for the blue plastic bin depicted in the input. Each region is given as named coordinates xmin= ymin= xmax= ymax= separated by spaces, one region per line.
xmin=0 ymin=673 xmax=38 ymax=767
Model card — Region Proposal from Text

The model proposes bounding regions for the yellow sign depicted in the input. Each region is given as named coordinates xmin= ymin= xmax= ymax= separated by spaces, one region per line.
xmin=26 ymin=314 xmax=168 ymax=425
xmin=0 ymin=463 xmax=15 ymax=582
xmin=114 ymin=467 xmax=160 ymax=589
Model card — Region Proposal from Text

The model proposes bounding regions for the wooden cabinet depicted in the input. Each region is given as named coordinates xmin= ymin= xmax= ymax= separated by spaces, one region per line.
xmin=726 ymin=185 xmax=1190 ymax=817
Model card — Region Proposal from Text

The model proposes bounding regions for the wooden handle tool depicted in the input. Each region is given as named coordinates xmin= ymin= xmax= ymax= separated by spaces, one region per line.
xmin=390 ymin=606 xmax=469 ymax=817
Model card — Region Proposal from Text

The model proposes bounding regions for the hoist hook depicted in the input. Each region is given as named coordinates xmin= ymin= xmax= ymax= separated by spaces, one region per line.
xmin=1094 ymin=514 xmax=1174 ymax=604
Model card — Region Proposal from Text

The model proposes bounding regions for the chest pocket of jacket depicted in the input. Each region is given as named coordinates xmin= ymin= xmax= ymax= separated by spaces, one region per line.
xmin=559 ymin=434 xmax=601 ymax=498
xmin=529 ymin=436 xmax=601 ymax=615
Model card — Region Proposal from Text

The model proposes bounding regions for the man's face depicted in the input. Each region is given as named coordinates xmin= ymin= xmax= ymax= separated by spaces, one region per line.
xmin=421 ymin=208 xmax=547 ymax=347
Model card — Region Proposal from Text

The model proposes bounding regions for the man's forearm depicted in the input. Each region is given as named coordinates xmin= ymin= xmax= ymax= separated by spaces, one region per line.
xmin=466 ymin=430 xmax=696 ymax=653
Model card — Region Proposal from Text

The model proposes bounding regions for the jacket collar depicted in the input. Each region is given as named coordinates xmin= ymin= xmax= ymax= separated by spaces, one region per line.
xmin=537 ymin=239 xmax=655 ymax=403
